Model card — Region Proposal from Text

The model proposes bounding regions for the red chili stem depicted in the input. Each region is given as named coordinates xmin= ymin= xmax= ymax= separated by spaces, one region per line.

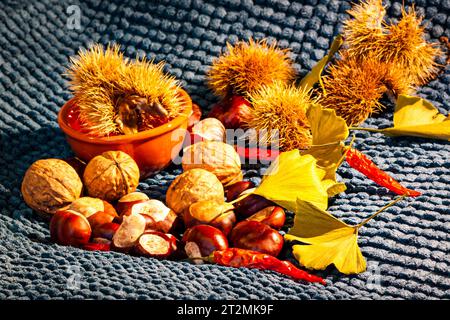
xmin=345 ymin=148 xmax=420 ymax=197
xmin=210 ymin=248 xmax=326 ymax=285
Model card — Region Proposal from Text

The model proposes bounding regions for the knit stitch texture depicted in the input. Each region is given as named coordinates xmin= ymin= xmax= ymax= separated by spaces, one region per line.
xmin=0 ymin=0 xmax=449 ymax=299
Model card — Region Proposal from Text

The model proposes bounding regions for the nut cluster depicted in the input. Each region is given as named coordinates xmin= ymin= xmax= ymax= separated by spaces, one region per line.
xmin=21 ymin=145 xmax=286 ymax=264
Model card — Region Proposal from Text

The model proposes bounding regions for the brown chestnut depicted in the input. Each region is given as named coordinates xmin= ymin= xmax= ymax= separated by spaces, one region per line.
xmin=233 ymin=194 xmax=275 ymax=219
xmin=67 ymin=197 xmax=118 ymax=229
xmin=92 ymin=222 xmax=120 ymax=240
xmin=184 ymin=200 xmax=236 ymax=235
xmin=245 ymin=206 xmax=286 ymax=230
xmin=187 ymin=103 xmax=202 ymax=131
xmin=123 ymin=199 xmax=178 ymax=233
xmin=182 ymin=225 xmax=228 ymax=257
xmin=134 ymin=231 xmax=174 ymax=258
xmin=116 ymin=192 xmax=150 ymax=215
xmin=50 ymin=210 xmax=92 ymax=247
xmin=225 ymin=180 xmax=255 ymax=202
xmin=112 ymin=213 xmax=146 ymax=251
xmin=209 ymin=95 xmax=252 ymax=129
xmin=230 ymin=221 xmax=284 ymax=257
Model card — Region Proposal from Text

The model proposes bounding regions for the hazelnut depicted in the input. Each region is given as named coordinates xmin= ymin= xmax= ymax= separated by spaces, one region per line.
xmin=181 ymin=141 xmax=242 ymax=186
xmin=21 ymin=159 xmax=83 ymax=217
xmin=83 ymin=151 xmax=140 ymax=202
xmin=166 ymin=169 xmax=224 ymax=216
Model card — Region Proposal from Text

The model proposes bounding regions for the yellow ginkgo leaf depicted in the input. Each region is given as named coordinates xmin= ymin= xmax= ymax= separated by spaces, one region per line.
xmin=253 ymin=151 xmax=329 ymax=211
xmin=383 ymin=94 xmax=450 ymax=140
xmin=299 ymin=35 xmax=343 ymax=93
xmin=322 ymin=179 xmax=347 ymax=198
xmin=285 ymin=197 xmax=405 ymax=274
xmin=393 ymin=95 xmax=447 ymax=127
xmin=285 ymin=199 xmax=366 ymax=274
xmin=302 ymin=104 xmax=349 ymax=169
xmin=352 ymin=95 xmax=450 ymax=141
xmin=301 ymin=104 xmax=349 ymax=197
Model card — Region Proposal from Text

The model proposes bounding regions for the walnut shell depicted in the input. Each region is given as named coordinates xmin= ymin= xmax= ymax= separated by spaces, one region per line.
xmin=182 ymin=141 xmax=242 ymax=186
xmin=83 ymin=151 xmax=140 ymax=202
xmin=21 ymin=159 xmax=83 ymax=217
xmin=191 ymin=118 xmax=225 ymax=141
xmin=166 ymin=168 xmax=224 ymax=215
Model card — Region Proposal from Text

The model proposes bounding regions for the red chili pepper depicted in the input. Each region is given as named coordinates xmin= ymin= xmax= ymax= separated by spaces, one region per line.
xmin=209 ymin=248 xmax=326 ymax=285
xmin=82 ymin=243 xmax=111 ymax=251
xmin=345 ymin=148 xmax=421 ymax=197
xmin=235 ymin=145 xmax=280 ymax=162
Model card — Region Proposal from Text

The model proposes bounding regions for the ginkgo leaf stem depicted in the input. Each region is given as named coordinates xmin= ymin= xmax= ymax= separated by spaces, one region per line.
xmin=309 ymin=141 xmax=342 ymax=148
xmin=336 ymin=134 xmax=356 ymax=167
xmin=349 ymin=126 xmax=384 ymax=133
xmin=357 ymin=195 xmax=406 ymax=229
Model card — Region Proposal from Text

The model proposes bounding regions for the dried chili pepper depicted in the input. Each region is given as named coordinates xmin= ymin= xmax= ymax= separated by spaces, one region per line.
xmin=345 ymin=148 xmax=420 ymax=197
xmin=235 ymin=145 xmax=279 ymax=162
xmin=209 ymin=248 xmax=326 ymax=285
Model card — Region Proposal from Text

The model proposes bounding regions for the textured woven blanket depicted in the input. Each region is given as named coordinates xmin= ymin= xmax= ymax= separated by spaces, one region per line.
xmin=0 ymin=0 xmax=449 ymax=300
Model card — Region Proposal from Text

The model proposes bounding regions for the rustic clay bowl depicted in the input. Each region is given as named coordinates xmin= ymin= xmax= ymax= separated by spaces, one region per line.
xmin=58 ymin=89 xmax=193 ymax=178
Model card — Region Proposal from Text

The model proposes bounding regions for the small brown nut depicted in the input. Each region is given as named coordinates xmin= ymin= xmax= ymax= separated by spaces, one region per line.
xmin=245 ymin=206 xmax=286 ymax=230
xmin=67 ymin=197 xmax=109 ymax=218
xmin=191 ymin=118 xmax=225 ymax=142
xmin=166 ymin=169 xmax=224 ymax=216
xmin=181 ymin=141 xmax=242 ymax=186
xmin=185 ymin=200 xmax=236 ymax=236
xmin=68 ymin=196 xmax=118 ymax=229
xmin=21 ymin=159 xmax=83 ymax=217
xmin=123 ymin=199 xmax=178 ymax=233
xmin=225 ymin=181 xmax=255 ymax=202
xmin=116 ymin=192 xmax=149 ymax=215
xmin=83 ymin=151 xmax=140 ymax=202
xmin=134 ymin=231 xmax=174 ymax=258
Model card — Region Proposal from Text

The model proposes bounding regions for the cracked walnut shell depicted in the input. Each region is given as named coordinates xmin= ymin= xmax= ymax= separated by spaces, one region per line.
xmin=83 ymin=151 xmax=140 ymax=202
xmin=21 ymin=158 xmax=83 ymax=217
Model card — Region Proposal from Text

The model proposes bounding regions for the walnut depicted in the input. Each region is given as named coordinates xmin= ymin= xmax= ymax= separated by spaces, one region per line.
xmin=83 ymin=151 xmax=140 ymax=202
xmin=21 ymin=159 xmax=83 ymax=217
xmin=191 ymin=118 xmax=225 ymax=141
xmin=182 ymin=141 xmax=242 ymax=186
xmin=166 ymin=168 xmax=224 ymax=215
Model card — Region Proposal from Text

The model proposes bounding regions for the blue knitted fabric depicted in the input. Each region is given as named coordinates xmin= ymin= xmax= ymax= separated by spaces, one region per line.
xmin=0 ymin=0 xmax=449 ymax=300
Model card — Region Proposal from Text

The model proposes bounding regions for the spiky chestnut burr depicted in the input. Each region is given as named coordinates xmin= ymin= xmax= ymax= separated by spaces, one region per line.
xmin=343 ymin=0 xmax=386 ymax=58
xmin=383 ymin=8 xmax=443 ymax=86
xmin=207 ymin=38 xmax=296 ymax=98
xmin=66 ymin=44 xmax=185 ymax=136
xmin=243 ymin=82 xmax=313 ymax=152
xmin=343 ymin=1 xmax=443 ymax=87
xmin=320 ymin=54 xmax=412 ymax=126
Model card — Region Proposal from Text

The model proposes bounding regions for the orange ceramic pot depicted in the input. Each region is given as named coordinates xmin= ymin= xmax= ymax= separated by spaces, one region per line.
xmin=58 ymin=89 xmax=193 ymax=178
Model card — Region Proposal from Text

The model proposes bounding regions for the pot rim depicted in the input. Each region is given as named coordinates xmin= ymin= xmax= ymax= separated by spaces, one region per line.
xmin=58 ymin=88 xmax=193 ymax=144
